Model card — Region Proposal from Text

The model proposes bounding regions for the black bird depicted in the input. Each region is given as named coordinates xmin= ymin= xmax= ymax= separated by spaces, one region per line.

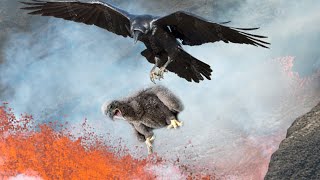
xmin=21 ymin=0 xmax=270 ymax=83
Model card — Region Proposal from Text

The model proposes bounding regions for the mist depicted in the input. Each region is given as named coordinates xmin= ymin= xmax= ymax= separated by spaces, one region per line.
xmin=0 ymin=0 xmax=319 ymax=178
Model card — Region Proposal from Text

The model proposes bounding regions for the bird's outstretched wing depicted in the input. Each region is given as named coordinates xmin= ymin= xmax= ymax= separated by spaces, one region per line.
xmin=20 ymin=0 xmax=132 ymax=37
xmin=154 ymin=11 xmax=270 ymax=48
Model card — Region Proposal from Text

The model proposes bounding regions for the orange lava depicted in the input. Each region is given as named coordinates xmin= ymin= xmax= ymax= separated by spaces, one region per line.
xmin=0 ymin=105 xmax=155 ymax=179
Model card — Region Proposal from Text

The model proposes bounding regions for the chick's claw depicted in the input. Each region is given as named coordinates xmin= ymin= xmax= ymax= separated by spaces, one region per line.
xmin=167 ymin=119 xmax=183 ymax=129
xmin=145 ymin=136 xmax=155 ymax=154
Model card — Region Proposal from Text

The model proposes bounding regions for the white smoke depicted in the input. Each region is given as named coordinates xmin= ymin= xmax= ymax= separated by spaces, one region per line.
xmin=0 ymin=0 xmax=319 ymax=178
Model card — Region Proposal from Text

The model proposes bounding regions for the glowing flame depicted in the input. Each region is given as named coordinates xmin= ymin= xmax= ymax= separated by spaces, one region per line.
xmin=0 ymin=105 xmax=155 ymax=179
xmin=0 ymin=104 xmax=213 ymax=179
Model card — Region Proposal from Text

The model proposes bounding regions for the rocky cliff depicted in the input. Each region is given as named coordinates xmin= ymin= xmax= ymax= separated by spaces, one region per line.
xmin=265 ymin=102 xmax=320 ymax=180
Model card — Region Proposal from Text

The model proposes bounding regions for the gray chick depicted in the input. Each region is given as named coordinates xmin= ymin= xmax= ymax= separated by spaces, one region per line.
xmin=101 ymin=85 xmax=184 ymax=154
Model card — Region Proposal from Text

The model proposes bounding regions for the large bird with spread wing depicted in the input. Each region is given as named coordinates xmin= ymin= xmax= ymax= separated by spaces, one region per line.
xmin=21 ymin=0 xmax=270 ymax=83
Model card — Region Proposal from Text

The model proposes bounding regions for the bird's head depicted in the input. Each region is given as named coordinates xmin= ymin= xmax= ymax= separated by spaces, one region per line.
xmin=130 ymin=16 xmax=153 ymax=44
xmin=101 ymin=100 xmax=124 ymax=120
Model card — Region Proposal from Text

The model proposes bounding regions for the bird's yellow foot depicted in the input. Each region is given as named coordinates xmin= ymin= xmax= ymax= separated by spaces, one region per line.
xmin=149 ymin=68 xmax=168 ymax=83
xmin=157 ymin=67 xmax=168 ymax=80
xmin=167 ymin=119 xmax=183 ymax=129
xmin=150 ymin=70 xmax=158 ymax=84
xmin=145 ymin=136 xmax=155 ymax=154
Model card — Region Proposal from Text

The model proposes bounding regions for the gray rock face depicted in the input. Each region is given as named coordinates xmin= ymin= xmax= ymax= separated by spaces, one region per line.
xmin=265 ymin=102 xmax=320 ymax=180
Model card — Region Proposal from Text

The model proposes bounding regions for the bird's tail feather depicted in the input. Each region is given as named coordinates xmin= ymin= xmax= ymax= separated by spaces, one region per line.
xmin=169 ymin=48 xmax=212 ymax=83
xmin=141 ymin=48 xmax=212 ymax=83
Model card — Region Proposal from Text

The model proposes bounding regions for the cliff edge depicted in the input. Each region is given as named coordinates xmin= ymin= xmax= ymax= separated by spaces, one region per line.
xmin=265 ymin=102 xmax=320 ymax=180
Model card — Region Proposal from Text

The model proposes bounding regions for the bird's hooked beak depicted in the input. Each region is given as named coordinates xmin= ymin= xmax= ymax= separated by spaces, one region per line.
xmin=133 ymin=30 xmax=142 ymax=44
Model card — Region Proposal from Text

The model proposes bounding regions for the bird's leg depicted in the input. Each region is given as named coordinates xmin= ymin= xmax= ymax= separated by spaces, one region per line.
xmin=145 ymin=136 xmax=155 ymax=154
xmin=167 ymin=119 xmax=183 ymax=129
xmin=157 ymin=57 xmax=172 ymax=79
xmin=133 ymin=124 xmax=155 ymax=154
xmin=134 ymin=129 xmax=146 ymax=142
xmin=130 ymin=124 xmax=146 ymax=142
xmin=150 ymin=56 xmax=160 ymax=84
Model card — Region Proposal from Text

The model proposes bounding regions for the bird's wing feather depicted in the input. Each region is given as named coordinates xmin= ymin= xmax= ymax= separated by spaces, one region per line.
xmin=20 ymin=0 xmax=132 ymax=37
xmin=145 ymin=85 xmax=184 ymax=112
xmin=154 ymin=11 xmax=270 ymax=48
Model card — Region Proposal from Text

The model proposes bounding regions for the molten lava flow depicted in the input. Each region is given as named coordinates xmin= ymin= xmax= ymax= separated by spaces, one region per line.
xmin=0 ymin=104 xmax=213 ymax=179
xmin=0 ymin=104 xmax=155 ymax=179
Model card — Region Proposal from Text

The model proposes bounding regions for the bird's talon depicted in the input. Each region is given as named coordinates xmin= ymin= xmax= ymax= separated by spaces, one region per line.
xmin=151 ymin=77 xmax=156 ymax=84
xmin=167 ymin=119 xmax=183 ymax=129
xmin=149 ymin=135 xmax=155 ymax=142
xmin=145 ymin=136 xmax=155 ymax=154
xmin=150 ymin=71 xmax=158 ymax=84
xmin=155 ymin=67 xmax=166 ymax=80
xmin=150 ymin=68 xmax=166 ymax=83
xmin=147 ymin=146 xmax=153 ymax=154
xmin=176 ymin=121 xmax=183 ymax=126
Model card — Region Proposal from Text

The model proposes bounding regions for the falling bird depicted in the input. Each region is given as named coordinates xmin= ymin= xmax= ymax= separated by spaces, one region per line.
xmin=21 ymin=0 xmax=270 ymax=83
xmin=101 ymin=85 xmax=184 ymax=154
